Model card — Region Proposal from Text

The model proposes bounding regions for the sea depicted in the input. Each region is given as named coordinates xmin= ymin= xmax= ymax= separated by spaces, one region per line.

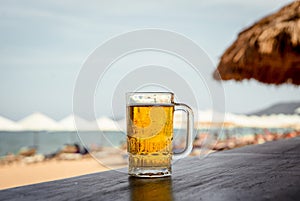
xmin=0 ymin=127 xmax=294 ymax=157
xmin=0 ymin=131 xmax=127 ymax=157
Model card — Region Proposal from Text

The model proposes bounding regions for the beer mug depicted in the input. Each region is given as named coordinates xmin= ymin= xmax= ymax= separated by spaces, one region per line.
xmin=126 ymin=92 xmax=194 ymax=177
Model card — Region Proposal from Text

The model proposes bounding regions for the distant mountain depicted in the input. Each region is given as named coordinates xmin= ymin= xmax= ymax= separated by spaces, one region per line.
xmin=249 ymin=102 xmax=300 ymax=116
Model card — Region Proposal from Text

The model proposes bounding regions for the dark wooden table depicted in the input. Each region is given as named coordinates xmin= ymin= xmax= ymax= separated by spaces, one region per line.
xmin=1 ymin=137 xmax=299 ymax=201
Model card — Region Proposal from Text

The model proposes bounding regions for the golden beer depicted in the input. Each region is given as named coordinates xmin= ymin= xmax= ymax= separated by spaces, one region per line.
xmin=127 ymin=104 xmax=174 ymax=176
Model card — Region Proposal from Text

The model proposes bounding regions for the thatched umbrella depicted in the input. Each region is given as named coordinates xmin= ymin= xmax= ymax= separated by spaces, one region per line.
xmin=213 ymin=1 xmax=300 ymax=85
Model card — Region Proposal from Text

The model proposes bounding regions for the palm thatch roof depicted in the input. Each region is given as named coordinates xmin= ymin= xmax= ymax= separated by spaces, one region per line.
xmin=214 ymin=1 xmax=300 ymax=85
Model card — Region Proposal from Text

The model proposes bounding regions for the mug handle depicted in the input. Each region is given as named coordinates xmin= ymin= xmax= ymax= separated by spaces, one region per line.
xmin=173 ymin=103 xmax=194 ymax=160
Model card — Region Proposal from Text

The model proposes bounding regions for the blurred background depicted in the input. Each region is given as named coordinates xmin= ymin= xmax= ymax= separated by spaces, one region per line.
xmin=0 ymin=0 xmax=299 ymax=189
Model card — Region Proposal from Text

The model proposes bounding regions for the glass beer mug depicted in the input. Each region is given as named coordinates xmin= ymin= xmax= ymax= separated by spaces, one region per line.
xmin=126 ymin=92 xmax=194 ymax=177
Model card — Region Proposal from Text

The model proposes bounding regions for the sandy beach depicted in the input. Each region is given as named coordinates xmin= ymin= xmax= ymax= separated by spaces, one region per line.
xmin=0 ymin=156 xmax=126 ymax=190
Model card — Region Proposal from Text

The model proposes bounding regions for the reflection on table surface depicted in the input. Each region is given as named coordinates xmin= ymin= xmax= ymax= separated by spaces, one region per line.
xmin=129 ymin=176 xmax=173 ymax=201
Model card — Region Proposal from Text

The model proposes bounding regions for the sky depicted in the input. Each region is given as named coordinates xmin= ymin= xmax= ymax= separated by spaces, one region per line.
xmin=0 ymin=0 xmax=299 ymax=121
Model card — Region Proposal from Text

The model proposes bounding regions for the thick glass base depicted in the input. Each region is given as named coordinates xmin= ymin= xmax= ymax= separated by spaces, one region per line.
xmin=129 ymin=167 xmax=171 ymax=178
xmin=128 ymin=154 xmax=172 ymax=178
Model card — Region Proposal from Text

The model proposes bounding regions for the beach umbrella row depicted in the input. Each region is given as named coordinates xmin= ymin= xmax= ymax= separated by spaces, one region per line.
xmin=168 ymin=110 xmax=300 ymax=129
xmin=224 ymin=113 xmax=300 ymax=128
xmin=0 ymin=111 xmax=299 ymax=131
xmin=0 ymin=116 xmax=21 ymax=131
xmin=0 ymin=113 xmax=124 ymax=131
